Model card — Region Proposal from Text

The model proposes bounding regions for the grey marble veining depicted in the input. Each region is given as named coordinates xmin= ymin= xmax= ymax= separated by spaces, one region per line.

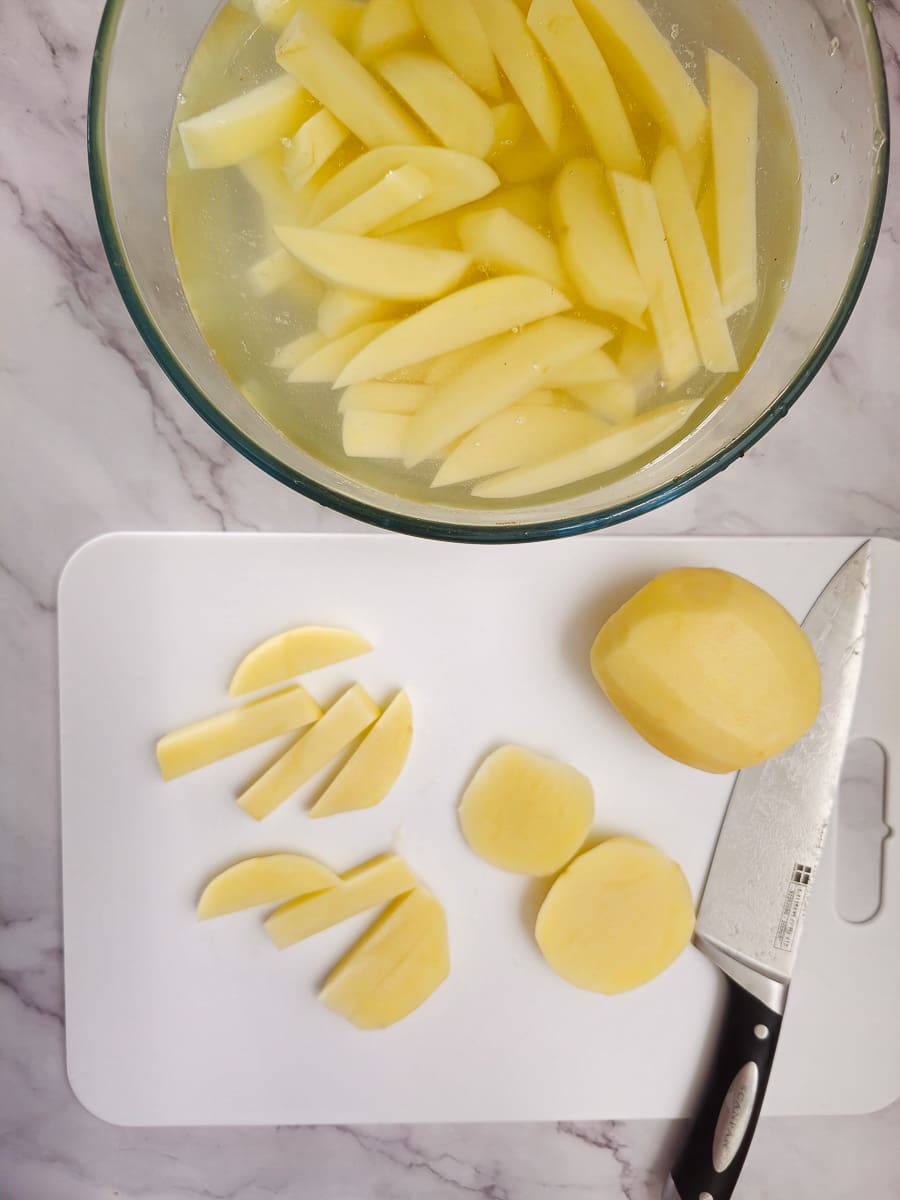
xmin=1 ymin=1 xmax=899 ymax=1196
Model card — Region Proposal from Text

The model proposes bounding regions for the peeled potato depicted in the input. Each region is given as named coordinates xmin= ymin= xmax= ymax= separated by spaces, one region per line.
xmin=457 ymin=208 xmax=567 ymax=291
xmin=342 ymin=411 xmax=411 ymax=458
xmin=413 ymin=0 xmax=502 ymax=99
xmin=178 ymin=75 xmax=310 ymax=169
xmin=354 ymin=0 xmax=420 ymax=63
xmin=535 ymin=838 xmax=695 ymax=993
xmin=289 ymin=321 xmax=395 ymax=383
xmin=311 ymin=690 xmax=413 ymax=817
xmin=475 ymin=0 xmax=562 ymax=150
xmin=590 ymin=568 xmax=822 ymax=773
xmin=273 ymin=330 xmax=328 ymax=371
xmin=460 ymin=745 xmax=594 ymax=875
xmin=320 ymin=888 xmax=449 ymax=1029
xmin=284 ymin=110 xmax=349 ymax=192
xmin=376 ymin=52 xmax=496 ymax=159
xmin=230 ymin=625 xmax=372 ymax=695
xmin=318 ymin=164 xmax=434 ymax=234
xmin=197 ymin=854 xmax=339 ymax=919
xmin=255 ymin=0 xmax=363 ymax=40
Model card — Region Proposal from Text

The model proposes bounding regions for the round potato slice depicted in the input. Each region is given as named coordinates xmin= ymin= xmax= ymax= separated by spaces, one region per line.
xmin=459 ymin=745 xmax=593 ymax=876
xmin=536 ymin=838 xmax=695 ymax=993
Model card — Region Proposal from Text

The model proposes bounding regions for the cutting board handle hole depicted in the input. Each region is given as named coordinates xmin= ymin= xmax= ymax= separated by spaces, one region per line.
xmin=836 ymin=738 xmax=889 ymax=925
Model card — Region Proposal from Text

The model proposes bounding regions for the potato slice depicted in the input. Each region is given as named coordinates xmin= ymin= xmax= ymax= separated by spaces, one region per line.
xmin=247 ymin=249 xmax=324 ymax=303
xmin=574 ymin=0 xmax=707 ymax=151
xmin=283 ymin=110 xmax=349 ymax=192
xmin=567 ymin=381 xmax=638 ymax=423
xmin=527 ymin=0 xmax=641 ymax=174
xmin=459 ymin=745 xmax=593 ymax=874
xmin=459 ymin=183 xmax=549 ymax=230
xmin=239 ymin=149 xmax=307 ymax=223
xmin=617 ymin=325 xmax=661 ymax=405
xmin=610 ymin=171 xmax=699 ymax=388
xmin=197 ymin=854 xmax=339 ymax=919
xmin=255 ymin=0 xmax=363 ymax=40
xmin=405 ymin=316 xmax=611 ymax=466
xmin=337 ymin=275 xmax=571 ymax=386
xmin=308 ymin=146 xmax=500 ymax=230
xmin=552 ymin=159 xmax=647 ymax=326
xmin=414 ymin=0 xmax=501 ymax=99
xmin=545 ymin=349 xmax=619 ymax=389
xmin=490 ymin=102 xmax=529 ymax=158
xmin=652 ymin=146 xmax=738 ymax=374
xmin=339 ymin=381 xmax=431 ymax=414
xmin=266 ymin=852 xmax=417 ymax=947
xmin=457 ymin=209 xmax=566 ymax=291
xmin=662 ymin=134 xmax=709 ymax=204
xmin=376 ymin=52 xmax=496 ymax=158
xmin=310 ymin=691 xmax=413 ymax=817
xmin=536 ymin=839 xmax=695 ymax=992
xmin=343 ymin=411 xmax=411 ymax=458
xmin=708 ymin=50 xmax=759 ymax=315
xmin=320 ymin=888 xmax=449 ymax=1028
xmin=178 ymin=75 xmax=310 ymax=169
xmin=290 ymin=321 xmax=395 ymax=384
xmin=275 ymin=227 xmax=472 ymax=300
xmin=318 ymin=289 xmax=403 ymax=339
xmin=272 ymin=330 xmax=328 ymax=371
xmin=355 ymin=0 xmax=420 ymax=63
xmin=472 ymin=398 xmax=703 ymax=498
xmin=239 ymin=685 xmax=381 ymax=820
xmin=475 ymin=0 xmax=562 ymax=149
xmin=276 ymin=11 xmax=426 ymax=148
xmin=432 ymin=406 xmax=603 ymax=487
xmin=319 ymin=165 xmax=433 ymax=235
xmin=591 ymin=567 xmax=822 ymax=773
xmin=231 ymin=626 xmax=372 ymax=696
xmin=156 ymin=686 xmax=322 ymax=781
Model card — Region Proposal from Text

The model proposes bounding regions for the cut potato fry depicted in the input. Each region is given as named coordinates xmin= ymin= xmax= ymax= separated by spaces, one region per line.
xmin=337 ymin=275 xmax=571 ymax=386
xmin=308 ymin=146 xmax=500 ymax=231
xmin=665 ymin=135 xmax=708 ymax=204
xmin=239 ymin=685 xmax=381 ymax=819
xmin=404 ymin=316 xmax=611 ymax=465
xmin=339 ymin=381 xmax=431 ymax=414
xmin=459 ymin=183 xmax=549 ymax=230
xmin=276 ymin=10 xmax=427 ymax=148
xmin=283 ymin=110 xmax=349 ymax=192
xmin=574 ymin=0 xmax=707 ymax=151
xmin=247 ymin=249 xmax=325 ymax=303
xmin=289 ymin=321 xmax=395 ymax=383
xmin=567 ymin=381 xmax=638 ymax=423
xmin=535 ymin=838 xmax=695 ymax=992
xmin=457 ymin=209 xmax=566 ymax=291
xmin=156 ymin=686 xmax=322 ymax=781
xmin=239 ymin=149 xmax=307 ymax=223
xmin=319 ymin=164 xmax=433 ymax=234
xmin=179 ymin=75 xmax=310 ymax=169
xmin=460 ymin=745 xmax=594 ymax=874
xmin=276 ymin=227 xmax=471 ymax=300
xmin=610 ymin=171 xmax=700 ymax=388
xmin=708 ymin=49 xmax=759 ymax=315
xmin=318 ymin=289 xmax=402 ymax=339
xmin=343 ymin=411 xmax=411 ymax=458
xmin=475 ymin=0 xmax=562 ymax=149
xmin=617 ymin=325 xmax=661 ymax=405
xmin=354 ymin=0 xmax=420 ymax=63
xmin=652 ymin=146 xmax=738 ymax=374
xmin=311 ymin=690 xmax=413 ymax=817
xmin=265 ymin=852 xmax=417 ymax=947
xmin=376 ymin=52 xmax=496 ymax=158
xmin=231 ymin=626 xmax=372 ymax=696
xmin=545 ymin=348 xmax=619 ymax=389
xmin=197 ymin=854 xmax=339 ymax=919
xmin=472 ymin=397 xmax=702 ymax=498
xmin=382 ymin=213 xmax=461 ymax=249
xmin=414 ymin=0 xmax=502 ymax=99
xmin=490 ymin=102 xmax=529 ymax=157
xmin=320 ymin=888 xmax=449 ymax=1028
xmin=432 ymin=405 xmax=603 ymax=487
xmin=527 ymin=0 xmax=641 ymax=174
xmin=272 ymin=329 xmax=328 ymax=371
xmin=255 ymin=0 xmax=363 ymax=40
xmin=552 ymin=159 xmax=647 ymax=326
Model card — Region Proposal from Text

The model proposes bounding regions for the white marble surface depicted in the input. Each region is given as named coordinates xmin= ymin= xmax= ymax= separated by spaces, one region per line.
xmin=1 ymin=1 xmax=899 ymax=1196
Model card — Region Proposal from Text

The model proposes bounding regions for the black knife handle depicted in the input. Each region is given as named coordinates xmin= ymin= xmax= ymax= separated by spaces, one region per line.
xmin=670 ymin=975 xmax=784 ymax=1200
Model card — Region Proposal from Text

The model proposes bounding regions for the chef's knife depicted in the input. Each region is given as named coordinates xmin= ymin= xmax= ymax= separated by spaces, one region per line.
xmin=664 ymin=541 xmax=872 ymax=1200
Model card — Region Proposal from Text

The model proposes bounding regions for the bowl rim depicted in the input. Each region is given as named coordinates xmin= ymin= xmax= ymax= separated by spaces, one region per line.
xmin=88 ymin=0 xmax=891 ymax=545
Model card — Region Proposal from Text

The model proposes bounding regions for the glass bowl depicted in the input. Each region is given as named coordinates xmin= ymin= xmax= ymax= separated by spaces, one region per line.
xmin=88 ymin=0 xmax=889 ymax=543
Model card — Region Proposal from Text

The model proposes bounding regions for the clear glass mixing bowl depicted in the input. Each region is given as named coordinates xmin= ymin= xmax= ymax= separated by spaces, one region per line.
xmin=88 ymin=0 xmax=889 ymax=543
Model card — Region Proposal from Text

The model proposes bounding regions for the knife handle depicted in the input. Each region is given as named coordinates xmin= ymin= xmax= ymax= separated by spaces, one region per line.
xmin=670 ymin=975 xmax=784 ymax=1200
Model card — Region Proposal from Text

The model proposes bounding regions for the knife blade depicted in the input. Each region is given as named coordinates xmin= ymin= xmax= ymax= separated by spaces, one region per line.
xmin=666 ymin=541 xmax=872 ymax=1200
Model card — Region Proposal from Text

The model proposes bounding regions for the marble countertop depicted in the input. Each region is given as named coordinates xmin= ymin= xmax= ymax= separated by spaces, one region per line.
xmin=2 ymin=1 xmax=900 ymax=1196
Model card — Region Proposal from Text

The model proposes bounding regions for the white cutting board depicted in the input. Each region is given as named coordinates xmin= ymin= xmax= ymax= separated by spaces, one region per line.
xmin=59 ymin=534 xmax=900 ymax=1127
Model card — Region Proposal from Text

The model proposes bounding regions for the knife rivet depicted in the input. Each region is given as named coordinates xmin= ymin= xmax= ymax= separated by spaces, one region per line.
xmin=700 ymin=1192 xmax=714 ymax=1199
xmin=754 ymin=1024 xmax=769 ymax=1040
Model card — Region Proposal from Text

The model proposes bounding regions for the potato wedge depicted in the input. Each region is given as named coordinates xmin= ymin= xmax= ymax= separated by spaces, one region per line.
xmin=458 ymin=183 xmax=549 ymax=230
xmin=247 ymin=249 xmax=325 ymax=303
xmin=414 ymin=0 xmax=501 ymax=99
xmin=275 ymin=227 xmax=472 ymax=300
xmin=156 ymin=686 xmax=322 ymax=781
xmin=552 ymin=159 xmax=647 ymax=326
xmin=320 ymin=888 xmax=449 ymax=1028
xmin=404 ymin=316 xmax=611 ymax=465
xmin=276 ymin=10 xmax=427 ymax=147
xmin=272 ymin=329 xmax=328 ymax=371
xmin=617 ymin=325 xmax=661 ymax=405
xmin=265 ymin=852 xmax=417 ymax=947
xmin=255 ymin=0 xmax=363 ymax=41
xmin=382 ymin=213 xmax=461 ymax=249
xmin=567 ymin=381 xmax=638 ymax=423
xmin=318 ymin=289 xmax=403 ymax=339
xmin=179 ymin=75 xmax=310 ymax=169
xmin=238 ymin=149 xmax=308 ymax=224
xmin=343 ymin=411 xmax=411 ymax=458
xmin=197 ymin=854 xmax=339 ymax=919
xmin=339 ymin=382 xmax=431 ymax=414
xmin=475 ymin=0 xmax=562 ymax=149
xmin=545 ymin=349 xmax=619 ymax=389
xmin=527 ymin=0 xmax=641 ymax=174
xmin=283 ymin=110 xmax=349 ymax=192
xmin=472 ymin=398 xmax=702 ymax=498
xmin=289 ymin=321 xmax=395 ymax=383
xmin=319 ymin=164 xmax=433 ymax=234
xmin=376 ymin=52 xmax=496 ymax=158
xmin=354 ymin=0 xmax=420 ymax=63
xmin=490 ymin=102 xmax=529 ymax=157
xmin=239 ymin=685 xmax=381 ymax=820
xmin=652 ymin=146 xmax=738 ymax=373
xmin=336 ymin=275 xmax=571 ymax=386
xmin=231 ymin=626 xmax=372 ymax=696
xmin=311 ymin=690 xmax=413 ymax=817
xmin=610 ymin=171 xmax=699 ymax=388
xmin=457 ymin=209 xmax=566 ymax=291
xmin=574 ymin=0 xmax=707 ymax=151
